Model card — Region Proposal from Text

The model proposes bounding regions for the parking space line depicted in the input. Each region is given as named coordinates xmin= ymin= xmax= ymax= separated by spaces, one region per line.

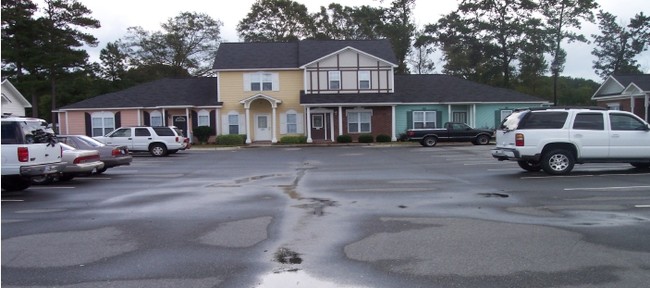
xmin=29 ymin=186 xmax=75 ymax=189
xmin=635 ymin=205 xmax=650 ymax=208
xmin=1 ymin=199 xmax=24 ymax=202
xmin=564 ymin=186 xmax=650 ymax=191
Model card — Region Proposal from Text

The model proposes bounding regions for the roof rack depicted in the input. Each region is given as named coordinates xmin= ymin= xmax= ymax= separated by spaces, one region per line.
xmin=514 ymin=106 xmax=608 ymax=112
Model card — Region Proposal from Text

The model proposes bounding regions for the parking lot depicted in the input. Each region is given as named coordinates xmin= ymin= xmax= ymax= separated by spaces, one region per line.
xmin=2 ymin=144 xmax=650 ymax=288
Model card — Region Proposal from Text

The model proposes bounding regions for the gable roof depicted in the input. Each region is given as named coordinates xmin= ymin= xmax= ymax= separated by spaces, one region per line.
xmin=213 ymin=39 xmax=398 ymax=70
xmin=301 ymin=75 xmax=547 ymax=105
xmin=1 ymin=79 xmax=32 ymax=108
xmin=593 ymin=74 xmax=650 ymax=99
xmin=58 ymin=78 xmax=219 ymax=110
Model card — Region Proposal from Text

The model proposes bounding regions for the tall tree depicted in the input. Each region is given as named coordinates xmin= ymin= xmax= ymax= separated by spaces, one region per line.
xmin=382 ymin=0 xmax=416 ymax=74
xmin=99 ymin=41 xmax=128 ymax=82
xmin=312 ymin=4 xmax=385 ymax=40
xmin=591 ymin=11 xmax=650 ymax=79
xmin=237 ymin=0 xmax=314 ymax=42
xmin=125 ymin=12 xmax=222 ymax=76
xmin=34 ymin=0 xmax=100 ymax=123
xmin=409 ymin=32 xmax=436 ymax=74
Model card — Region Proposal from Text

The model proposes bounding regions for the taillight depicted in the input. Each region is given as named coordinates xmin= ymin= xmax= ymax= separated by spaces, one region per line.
xmin=73 ymin=155 xmax=100 ymax=164
xmin=515 ymin=133 xmax=525 ymax=146
xmin=407 ymin=131 xmax=414 ymax=137
xmin=175 ymin=136 xmax=179 ymax=142
xmin=18 ymin=147 xmax=29 ymax=162
xmin=111 ymin=148 xmax=121 ymax=157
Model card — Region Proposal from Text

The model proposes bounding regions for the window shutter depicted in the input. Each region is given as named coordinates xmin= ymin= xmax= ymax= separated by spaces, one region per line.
xmin=221 ymin=114 xmax=230 ymax=135
xmin=406 ymin=111 xmax=413 ymax=129
xmin=272 ymin=73 xmax=280 ymax=91
xmin=239 ymin=113 xmax=246 ymax=135
xmin=436 ymin=111 xmax=442 ymax=128
xmin=495 ymin=110 xmax=503 ymax=130
xmin=192 ymin=110 xmax=198 ymax=128
xmin=296 ymin=113 xmax=304 ymax=134
xmin=280 ymin=112 xmax=287 ymax=134
xmin=243 ymin=73 xmax=251 ymax=91
xmin=85 ymin=113 xmax=91 ymax=136
xmin=143 ymin=111 xmax=150 ymax=126
xmin=115 ymin=112 xmax=121 ymax=128
xmin=209 ymin=110 xmax=216 ymax=135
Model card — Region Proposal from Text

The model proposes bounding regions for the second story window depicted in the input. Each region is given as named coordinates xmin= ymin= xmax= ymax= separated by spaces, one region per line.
xmin=250 ymin=73 xmax=273 ymax=91
xmin=358 ymin=71 xmax=370 ymax=89
xmin=329 ymin=71 xmax=340 ymax=90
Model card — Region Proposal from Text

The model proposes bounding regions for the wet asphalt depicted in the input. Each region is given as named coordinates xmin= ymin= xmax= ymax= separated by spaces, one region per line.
xmin=2 ymin=144 xmax=650 ymax=287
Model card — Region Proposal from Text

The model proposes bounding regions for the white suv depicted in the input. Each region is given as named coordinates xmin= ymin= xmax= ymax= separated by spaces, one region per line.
xmin=1 ymin=115 xmax=65 ymax=191
xmin=491 ymin=107 xmax=650 ymax=175
xmin=94 ymin=126 xmax=185 ymax=157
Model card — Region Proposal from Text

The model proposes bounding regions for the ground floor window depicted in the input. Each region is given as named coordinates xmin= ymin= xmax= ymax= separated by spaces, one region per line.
xmin=453 ymin=112 xmax=467 ymax=124
xmin=150 ymin=110 xmax=163 ymax=126
xmin=198 ymin=110 xmax=210 ymax=127
xmin=91 ymin=112 xmax=115 ymax=137
xmin=286 ymin=113 xmax=297 ymax=133
xmin=228 ymin=114 xmax=239 ymax=134
xmin=348 ymin=110 xmax=371 ymax=133
xmin=413 ymin=111 xmax=436 ymax=129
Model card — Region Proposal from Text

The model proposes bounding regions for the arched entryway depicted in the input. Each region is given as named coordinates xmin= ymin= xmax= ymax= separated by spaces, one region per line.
xmin=240 ymin=94 xmax=282 ymax=144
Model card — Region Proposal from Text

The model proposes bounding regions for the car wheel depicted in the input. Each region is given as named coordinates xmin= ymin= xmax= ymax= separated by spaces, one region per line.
xmin=150 ymin=143 xmax=168 ymax=157
xmin=475 ymin=135 xmax=491 ymax=145
xmin=517 ymin=160 xmax=542 ymax=172
xmin=630 ymin=162 xmax=650 ymax=169
xmin=95 ymin=167 xmax=108 ymax=174
xmin=31 ymin=175 xmax=53 ymax=185
xmin=421 ymin=136 xmax=437 ymax=147
xmin=2 ymin=176 xmax=31 ymax=191
xmin=541 ymin=149 xmax=574 ymax=175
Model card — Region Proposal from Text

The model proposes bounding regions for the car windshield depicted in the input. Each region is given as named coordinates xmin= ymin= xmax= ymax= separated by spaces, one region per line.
xmin=74 ymin=135 xmax=105 ymax=148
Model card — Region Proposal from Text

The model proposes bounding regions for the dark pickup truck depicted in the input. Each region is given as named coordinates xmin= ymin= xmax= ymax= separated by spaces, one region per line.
xmin=406 ymin=122 xmax=494 ymax=147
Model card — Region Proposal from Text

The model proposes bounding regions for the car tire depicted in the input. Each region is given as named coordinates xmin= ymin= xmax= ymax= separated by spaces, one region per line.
xmin=517 ymin=160 xmax=542 ymax=172
xmin=95 ymin=167 xmax=108 ymax=174
xmin=421 ymin=136 xmax=437 ymax=147
xmin=150 ymin=143 xmax=168 ymax=157
xmin=58 ymin=174 xmax=75 ymax=182
xmin=2 ymin=176 xmax=31 ymax=191
xmin=31 ymin=175 xmax=54 ymax=185
xmin=475 ymin=135 xmax=491 ymax=145
xmin=541 ymin=149 xmax=574 ymax=175
xmin=630 ymin=162 xmax=650 ymax=169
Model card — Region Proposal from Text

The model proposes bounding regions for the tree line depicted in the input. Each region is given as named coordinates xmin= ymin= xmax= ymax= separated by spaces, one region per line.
xmin=2 ymin=0 xmax=649 ymax=122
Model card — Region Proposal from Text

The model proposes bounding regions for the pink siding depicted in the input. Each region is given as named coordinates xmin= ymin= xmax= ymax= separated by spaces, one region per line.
xmin=59 ymin=112 xmax=87 ymax=135
xmin=120 ymin=110 xmax=139 ymax=126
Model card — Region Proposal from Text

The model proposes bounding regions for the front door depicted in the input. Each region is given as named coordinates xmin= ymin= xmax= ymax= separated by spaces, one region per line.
xmin=172 ymin=116 xmax=188 ymax=137
xmin=310 ymin=113 xmax=329 ymax=141
xmin=255 ymin=114 xmax=271 ymax=141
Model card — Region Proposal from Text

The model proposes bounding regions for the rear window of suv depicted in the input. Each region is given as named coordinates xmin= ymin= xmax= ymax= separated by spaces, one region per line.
xmin=152 ymin=127 xmax=175 ymax=136
xmin=518 ymin=111 xmax=568 ymax=129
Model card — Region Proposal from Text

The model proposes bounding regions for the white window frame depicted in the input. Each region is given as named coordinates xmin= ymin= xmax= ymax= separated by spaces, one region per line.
xmin=91 ymin=111 xmax=115 ymax=137
xmin=413 ymin=111 xmax=436 ymax=129
xmin=358 ymin=71 xmax=370 ymax=89
xmin=150 ymin=110 xmax=163 ymax=127
xmin=228 ymin=114 xmax=239 ymax=135
xmin=197 ymin=110 xmax=210 ymax=127
xmin=607 ymin=103 xmax=621 ymax=110
xmin=347 ymin=109 xmax=372 ymax=133
xmin=329 ymin=71 xmax=341 ymax=90
xmin=500 ymin=110 xmax=513 ymax=122
xmin=250 ymin=72 xmax=274 ymax=91
xmin=286 ymin=112 xmax=297 ymax=134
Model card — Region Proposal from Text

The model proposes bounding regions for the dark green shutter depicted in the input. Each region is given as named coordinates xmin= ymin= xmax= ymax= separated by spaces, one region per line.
xmin=436 ymin=110 xmax=442 ymax=128
xmin=85 ymin=113 xmax=91 ymax=136
xmin=495 ymin=110 xmax=501 ymax=130
xmin=143 ymin=111 xmax=150 ymax=126
xmin=115 ymin=112 xmax=121 ymax=128
xmin=191 ymin=110 xmax=198 ymax=128
xmin=406 ymin=110 xmax=413 ymax=129
xmin=209 ymin=110 xmax=216 ymax=135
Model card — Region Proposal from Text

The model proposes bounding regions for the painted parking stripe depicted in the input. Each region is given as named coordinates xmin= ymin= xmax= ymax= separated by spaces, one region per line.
xmin=1 ymin=199 xmax=24 ymax=202
xmin=28 ymin=186 xmax=76 ymax=189
xmin=564 ymin=185 xmax=650 ymax=191
xmin=635 ymin=205 xmax=650 ymax=208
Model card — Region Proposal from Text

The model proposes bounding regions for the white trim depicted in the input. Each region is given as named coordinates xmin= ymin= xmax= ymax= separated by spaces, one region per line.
xmin=300 ymin=46 xmax=398 ymax=69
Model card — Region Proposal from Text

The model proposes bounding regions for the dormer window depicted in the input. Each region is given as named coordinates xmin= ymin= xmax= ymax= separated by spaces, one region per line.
xmin=329 ymin=71 xmax=340 ymax=90
xmin=358 ymin=71 xmax=370 ymax=89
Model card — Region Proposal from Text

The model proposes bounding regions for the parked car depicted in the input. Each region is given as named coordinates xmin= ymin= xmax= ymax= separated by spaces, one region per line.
xmin=57 ymin=135 xmax=132 ymax=174
xmin=94 ymin=126 xmax=185 ymax=157
xmin=491 ymin=107 xmax=650 ymax=175
xmin=1 ymin=115 xmax=64 ymax=192
xmin=32 ymin=143 xmax=104 ymax=184
xmin=406 ymin=122 xmax=494 ymax=147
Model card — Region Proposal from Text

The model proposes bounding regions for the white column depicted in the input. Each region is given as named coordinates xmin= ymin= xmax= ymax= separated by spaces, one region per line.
xmin=245 ymin=107 xmax=252 ymax=144
xmin=272 ymin=105 xmax=278 ymax=143
xmin=329 ymin=111 xmax=335 ymax=141
xmin=391 ymin=105 xmax=397 ymax=141
xmin=447 ymin=105 xmax=452 ymax=123
xmin=162 ymin=108 xmax=166 ymax=126
xmin=338 ymin=106 xmax=343 ymax=136
xmin=185 ymin=108 xmax=191 ymax=140
xmin=306 ymin=107 xmax=313 ymax=143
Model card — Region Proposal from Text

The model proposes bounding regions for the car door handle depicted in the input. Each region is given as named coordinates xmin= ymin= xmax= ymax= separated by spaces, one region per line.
xmin=611 ymin=134 xmax=620 ymax=138
xmin=128 ymin=138 xmax=132 ymax=140
xmin=148 ymin=138 xmax=152 ymax=140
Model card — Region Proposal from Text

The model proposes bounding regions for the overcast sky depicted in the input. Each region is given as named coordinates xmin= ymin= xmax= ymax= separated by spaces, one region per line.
xmin=47 ymin=0 xmax=650 ymax=81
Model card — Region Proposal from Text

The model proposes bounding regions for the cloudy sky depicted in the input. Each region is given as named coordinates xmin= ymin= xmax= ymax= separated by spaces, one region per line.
xmin=46 ymin=0 xmax=650 ymax=81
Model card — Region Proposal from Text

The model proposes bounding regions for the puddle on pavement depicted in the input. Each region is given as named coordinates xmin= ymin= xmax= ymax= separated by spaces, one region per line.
xmin=274 ymin=247 xmax=303 ymax=264
xmin=293 ymin=198 xmax=339 ymax=216
xmin=478 ymin=192 xmax=510 ymax=198
xmin=256 ymin=270 xmax=370 ymax=288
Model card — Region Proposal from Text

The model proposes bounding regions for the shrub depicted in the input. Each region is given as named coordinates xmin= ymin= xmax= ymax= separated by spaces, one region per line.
xmin=336 ymin=134 xmax=352 ymax=143
xmin=217 ymin=134 xmax=245 ymax=146
xmin=280 ymin=135 xmax=307 ymax=144
xmin=376 ymin=134 xmax=392 ymax=142
xmin=358 ymin=134 xmax=374 ymax=143
xmin=193 ymin=126 xmax=212 ymax=144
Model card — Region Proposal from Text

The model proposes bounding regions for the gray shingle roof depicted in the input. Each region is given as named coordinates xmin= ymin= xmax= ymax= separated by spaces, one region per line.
xmin=213 ymin=39 xmax=398 ymax=70
xmin=613 ymin=74 xmax=650 ymax=91
xmin=59 ymin=78 xmax=219 ymax=109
